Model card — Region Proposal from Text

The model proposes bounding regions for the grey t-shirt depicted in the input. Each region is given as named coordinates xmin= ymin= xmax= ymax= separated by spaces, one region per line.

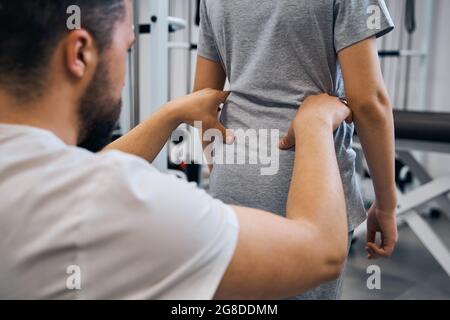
xmin=198 ymin=0 xmax=394 ymax=231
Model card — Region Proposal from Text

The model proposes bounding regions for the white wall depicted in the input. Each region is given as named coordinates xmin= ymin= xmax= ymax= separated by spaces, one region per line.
xmin=425 ymin=0 xmax=450 ymax=176
xmin=428 ymin=0 xmax=450 ymax=112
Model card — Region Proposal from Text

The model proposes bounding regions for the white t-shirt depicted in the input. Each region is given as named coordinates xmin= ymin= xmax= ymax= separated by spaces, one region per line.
xmin=0 ymin=124 xmax=239 ymax=300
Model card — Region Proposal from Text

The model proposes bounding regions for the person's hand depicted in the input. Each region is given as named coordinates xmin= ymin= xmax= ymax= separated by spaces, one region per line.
xmin=366 ymin=203 xmax=398 ymax=259
xmin=279 ymin=94 xmax=352 ymax=150
xmin=170 ymin=89 xmax=234 ymax=144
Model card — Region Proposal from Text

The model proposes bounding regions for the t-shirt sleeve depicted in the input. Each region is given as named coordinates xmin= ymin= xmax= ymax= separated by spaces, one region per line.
xmin=197 ymin=0 xmax=221 ymax=62
xmin=334 ymin=0 xmax=395 ymax=53
xmin=83 ymin=151 xmax=239 ymax=300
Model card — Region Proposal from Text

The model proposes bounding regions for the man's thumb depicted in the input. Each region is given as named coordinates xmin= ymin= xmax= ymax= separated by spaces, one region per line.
xmin=213 ymin=122 xmax=235 ymax=145
xmin=217 ymin=91 xmax=231 ymax=104
xmin=279 ymin=126 xmax=295 ymax=150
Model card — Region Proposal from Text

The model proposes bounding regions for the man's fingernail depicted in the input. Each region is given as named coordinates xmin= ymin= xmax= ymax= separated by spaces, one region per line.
xmin=226 ymin=131 xmax=235 ymax=144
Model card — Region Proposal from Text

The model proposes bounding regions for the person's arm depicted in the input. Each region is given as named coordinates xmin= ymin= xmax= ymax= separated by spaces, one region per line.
xmin=193 ymin=56 xmax=227 ymax=169
xmin=215 ymin=95 xmax=350 ymax=299
xmin=104 ymin=89 xmax=230 ymax=163
xmin=194 ymin=56 xmax=226 ymax=92
xmin=338 ymin=37 xmax=398 ymax=259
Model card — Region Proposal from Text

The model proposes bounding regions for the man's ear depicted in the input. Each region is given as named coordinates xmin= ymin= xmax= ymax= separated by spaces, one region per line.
xmin=63 ymin=29 xmax=98 ymax=79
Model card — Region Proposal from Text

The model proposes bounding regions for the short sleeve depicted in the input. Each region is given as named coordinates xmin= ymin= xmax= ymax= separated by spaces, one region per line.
xmin=334 ymin=0 xmax=395 ymax=53
xmin=82 ymin=151 xmax=239 ymax=300
xmin=197 ymin=0 xmax=221 ymax=62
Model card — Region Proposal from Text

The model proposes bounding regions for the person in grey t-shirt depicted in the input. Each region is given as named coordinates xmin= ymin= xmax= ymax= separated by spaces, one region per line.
xmin=194 ymin=0 xmax=398 ymax=300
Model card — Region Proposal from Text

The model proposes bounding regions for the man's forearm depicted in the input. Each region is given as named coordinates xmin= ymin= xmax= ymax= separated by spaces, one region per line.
xmin=354 ymin=106 xmax=397 ymax=210
xmin=287 ymin=118 xmax=348 ymax=250
xmin=104 ymin=103 xmax=180 ymax=163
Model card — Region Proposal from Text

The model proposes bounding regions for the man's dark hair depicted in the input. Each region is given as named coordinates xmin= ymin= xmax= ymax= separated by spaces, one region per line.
xmin=0 ymin=0 xmax=125 ymax=100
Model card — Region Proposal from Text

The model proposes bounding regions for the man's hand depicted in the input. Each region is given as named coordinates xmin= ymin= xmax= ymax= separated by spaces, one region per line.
xmin=279 ymin=94 xmax=352 ymax=149
xmin=105 ymin=89 xmax=233 ymax=163
xmin=170 ymin=89 xmax=234 ymax=144
xmin=366 ymin=203 xmax=398 ymax=259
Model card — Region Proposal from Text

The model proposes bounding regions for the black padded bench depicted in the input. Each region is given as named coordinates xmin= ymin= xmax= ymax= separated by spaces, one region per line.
xmin=394 ymin=110 xmax=450 ymax=144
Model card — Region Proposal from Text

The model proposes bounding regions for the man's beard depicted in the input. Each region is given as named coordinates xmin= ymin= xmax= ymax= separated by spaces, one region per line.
xmin=77 ymin=59 xmax=122 ymax=152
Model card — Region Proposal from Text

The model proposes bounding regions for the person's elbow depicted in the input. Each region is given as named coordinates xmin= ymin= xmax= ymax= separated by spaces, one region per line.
xmin=321 ymin=234 xmax=348 ymax=282
xmin=349 ymin=89 xmax=393 ymax=122
xmin=325 ymin=235 xmax=348 ymax=280
xmin=305 ymin=223 xmax=348 ymax=283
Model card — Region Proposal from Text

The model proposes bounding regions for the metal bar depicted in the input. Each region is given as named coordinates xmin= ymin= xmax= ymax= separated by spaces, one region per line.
xmin=129 ymin=0 xmax=141 ymax=130
xmin=397 ymin=151 xmax=433 ymax=183
xmin=168 ymin=42 xmax=192 ymax=50
xmin=168 ymin=16 xmax=187 ymax=32
xmin=187 ymin=0 xmax=193 ymax=93
xmin=403 ymin=0 xmax=417 ymax=109
xmin=397 ymin=151 xmax=450 ymax=219
xmin=393 ymin=0 xmax=406 ymax=109
xmin=405 ymin=212 xmax=450 ymax=277
xmin=378 ymin=50 xmax=426 ymax=58
xmin=396 ymin=176 xmax=450 ymax=216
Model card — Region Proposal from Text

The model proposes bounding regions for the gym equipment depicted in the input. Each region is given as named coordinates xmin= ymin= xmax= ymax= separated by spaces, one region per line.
xmin=354 ymin=110 xmax=450 ymax=277
xmin=118 ymin=0 xmax=169 ymax=171
xmin=130 ymin=0 xmax=140 ymax=131
xmin=167 ymin=0 xmax=204 ymax=184
xmin=121 ymin=0 xmax=200 ymax=180
xmin=121 ymin=0 xmax=192 ymax=172
xmin=168 ymin=16 xmax=188 ymax=33
xmin=403 ymin=0 xmax=416 ymax=108
xmin=380 ymin=0 xmax=435 ymax=112
xmin=379 ymin=50 xmax=425 ymax=58
xmin=195 ymin=0 xmax=201 ymax=26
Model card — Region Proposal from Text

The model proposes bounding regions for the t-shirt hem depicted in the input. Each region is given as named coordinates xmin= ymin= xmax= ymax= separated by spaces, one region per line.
xmin=197 ymin=50 xmax=221 ymax=63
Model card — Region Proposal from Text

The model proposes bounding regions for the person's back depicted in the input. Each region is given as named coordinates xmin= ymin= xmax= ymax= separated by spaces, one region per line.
xmin=198 ymin=0 xmax=394 ymax=299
